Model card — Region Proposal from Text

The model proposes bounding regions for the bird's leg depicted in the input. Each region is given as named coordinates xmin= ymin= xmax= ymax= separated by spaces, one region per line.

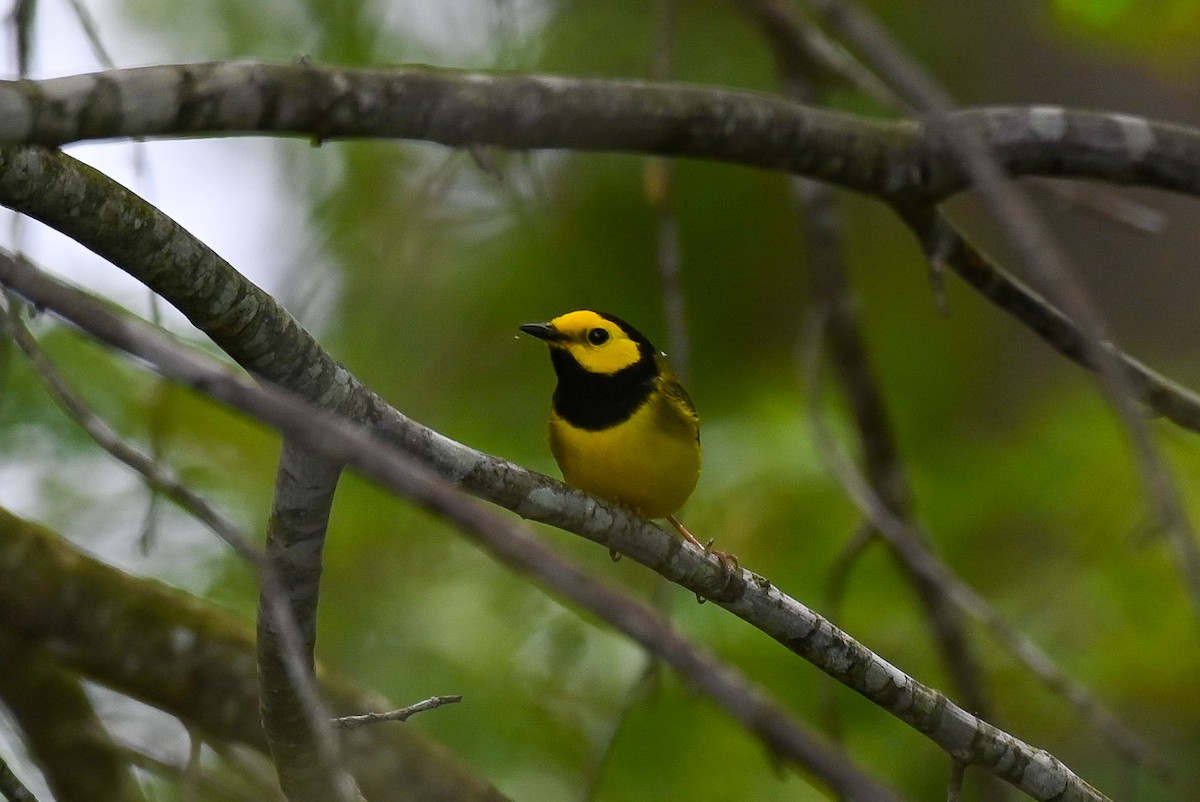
xmin=668 ymin=516 xmax=739 ymax=594
xmin=668 ymin=514 xmax=704 ymax=549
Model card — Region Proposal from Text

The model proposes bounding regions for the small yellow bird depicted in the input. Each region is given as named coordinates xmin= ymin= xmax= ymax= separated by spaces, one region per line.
xmin=520 ymin=309 xmax=708 ymax=551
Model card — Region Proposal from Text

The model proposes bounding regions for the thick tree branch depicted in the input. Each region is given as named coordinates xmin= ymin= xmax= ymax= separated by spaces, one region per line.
xmin=0 ymin=62 xmax=1188 ymax=801
xmin=0 ymin=144 xmax=378 ymax=420
xmin=0 ymin=506 xmax=509 ymax=802
xmin=0 ymin=93 xmax=1197 ymax=445
xmin=0 ymin=253 xmax=1111 ymax=802
xmin=0 ymin=258 xmax=902 ymax=802
xmin=0 ymin=635 xmax=145 ymax=802
xmin=1 ymin=63 xmax=1200 ymax=203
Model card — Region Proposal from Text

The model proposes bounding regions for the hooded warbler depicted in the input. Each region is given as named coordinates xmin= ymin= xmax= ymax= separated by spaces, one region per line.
xmin=520 ymin=309 xmax=708 ymax=549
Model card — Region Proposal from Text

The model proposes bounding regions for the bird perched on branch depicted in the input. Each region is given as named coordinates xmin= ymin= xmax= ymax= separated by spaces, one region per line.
xmin=520 ymin=310 xmax=731 ymax=574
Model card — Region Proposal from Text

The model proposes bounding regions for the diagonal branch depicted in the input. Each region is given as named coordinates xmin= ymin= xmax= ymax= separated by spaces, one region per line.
xmin=0 ymin=250 xmax=1112 ymax=802
xmin=0 ymin=288 xmax=362 ymax=802
xmin=898 ymin=204 xmax=1200 ymax=614
xmin=742 ymin=0 xmax=1166 ymax=786
xmin=805 ymin=0 xmax=1200 ymax=625
xmin=801 ymin=307 xmax=1167 ymax=776
xmin=0 ymin=257 xmax=903 ymax=802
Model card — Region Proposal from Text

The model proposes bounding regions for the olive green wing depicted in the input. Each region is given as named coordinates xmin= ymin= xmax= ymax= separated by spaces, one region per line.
xmin=655 ymin=373 xmax=700 ymax=443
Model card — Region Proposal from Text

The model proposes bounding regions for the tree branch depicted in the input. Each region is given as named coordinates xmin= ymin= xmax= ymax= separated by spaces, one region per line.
xmin=0 ymin=634 xmax=146 ymax=802
xmin=0 ymin=291 xmax=360 ymax=802
xmin=742 ymin=0 xmax=993 ymax=734
xmin=256 ymin=443 xmax=356 ymax=802
xmin=0 ymin=61 xmax=1189 ymax=800
xmin=332 ymin=696 xmax=464 ymax=731
xmin=806 ymin=0 xmax=1200 ymax=629
xmin=0 ymin=505 xmax=509 ymax=802
xmin=743 ymin=0 xmax=1164 ymax=786
xmin=0 ymin=251 xmax=1111 ymax=802
xmin=0 ymin=63 xmax=1199 ymax=203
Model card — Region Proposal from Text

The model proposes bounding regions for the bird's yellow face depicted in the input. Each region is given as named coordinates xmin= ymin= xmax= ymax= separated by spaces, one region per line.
xmin=524 ymin=310 xmax=645 ymax=375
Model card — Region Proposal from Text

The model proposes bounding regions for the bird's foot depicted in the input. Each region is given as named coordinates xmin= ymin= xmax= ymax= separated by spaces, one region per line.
xmin=668 ymin=516 xmax=739 ymax=602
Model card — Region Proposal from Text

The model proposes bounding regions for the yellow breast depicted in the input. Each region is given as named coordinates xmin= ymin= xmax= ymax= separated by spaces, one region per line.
xmin=548 ymin=379 xmax=700 ymax=519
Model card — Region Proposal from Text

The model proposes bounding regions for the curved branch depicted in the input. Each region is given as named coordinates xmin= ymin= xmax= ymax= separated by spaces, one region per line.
xmin=1 ymin=86 xmax=1198 ymax=441
xmin=0 ymin=67 xmax=1182 ymax=800
xmin=0 ymin=144 xmax=376 ymax=798
xmin=0 ymin=254 xmax=1110 ymax=802
xmin=0 ymin=144 xmax=378 ymax=421
xmin=1 ymin=62 xmax=1200 ymax=203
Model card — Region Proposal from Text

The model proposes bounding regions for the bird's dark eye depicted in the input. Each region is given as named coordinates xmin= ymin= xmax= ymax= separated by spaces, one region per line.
xmin=587 ymin=328 xmax=610 ymax=346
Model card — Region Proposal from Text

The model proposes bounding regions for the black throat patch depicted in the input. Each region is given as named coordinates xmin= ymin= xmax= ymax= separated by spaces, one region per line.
xmin=550 ymin=346 xmax=658 ymax=431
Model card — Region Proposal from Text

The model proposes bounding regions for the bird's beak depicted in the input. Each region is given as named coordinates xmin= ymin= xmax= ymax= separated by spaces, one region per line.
xmin=519 ymin=322 xmax=564 ymax=342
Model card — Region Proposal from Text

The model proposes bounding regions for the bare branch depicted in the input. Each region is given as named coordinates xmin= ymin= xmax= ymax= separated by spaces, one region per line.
xmin=256 ymin=444 xmax=358 ymax=802
xmin=742 ymin=0 xmax=993 ymax=743
xmin=0 ymin=249 xmax=1112 ymax=802
xmin=0 ymin=82 xmax=1196 ymax=449
xmin=900 ymin=204 xmax=1200 ymax=615
xmin=801 ymin=309 xmax=1168 ymax=777
xmin=0 ymin=506 xmax=511 ymax=802
xmin=0 ymin=64 xmax=1199 ymax=205
xmin=0 ymin=287 xmax=357 ymax=802
xmin=805 ymin=0 xmax=1200 ymax=620
xmin=332 ymin=696 xmax=464 ymax=731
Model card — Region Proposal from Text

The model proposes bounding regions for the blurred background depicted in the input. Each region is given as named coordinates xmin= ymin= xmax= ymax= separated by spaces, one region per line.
xmin=3 ymin=0 xmax=1200 ymax=799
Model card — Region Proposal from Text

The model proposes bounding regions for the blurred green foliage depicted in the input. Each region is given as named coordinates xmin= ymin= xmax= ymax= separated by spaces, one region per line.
xmin=3 ymin=0 xmax=1200 ymax=800
xmin=1049 ymin=0 xmax=1200 ymax=71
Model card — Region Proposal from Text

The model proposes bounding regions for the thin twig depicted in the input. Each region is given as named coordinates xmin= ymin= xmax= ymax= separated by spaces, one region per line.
xmin=737 ymin=0 xmax=904 ymax=113
xmin=0 ymin=293 xmax=258 ymax=566
xmin=63 ymin=0 xmax=117 ymax=69
xmin=331 ymin=695 xmax=464 ymax=731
